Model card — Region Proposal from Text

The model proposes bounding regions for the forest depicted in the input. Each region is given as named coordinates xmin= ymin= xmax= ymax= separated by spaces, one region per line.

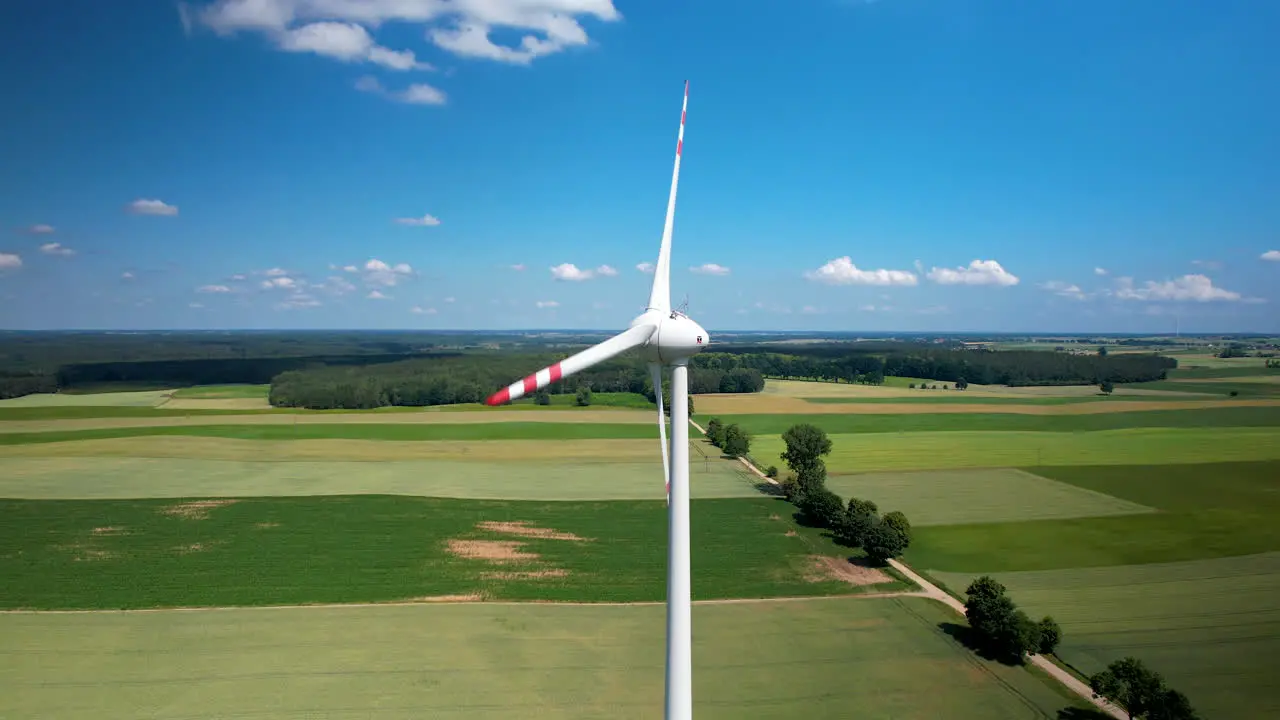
xmin=0 ymin=331 xmax=1176 ymax=402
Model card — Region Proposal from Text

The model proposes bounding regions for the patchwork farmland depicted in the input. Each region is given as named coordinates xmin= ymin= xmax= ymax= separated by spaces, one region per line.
xmin=2 ymin=343 xmax=1279 ymax=718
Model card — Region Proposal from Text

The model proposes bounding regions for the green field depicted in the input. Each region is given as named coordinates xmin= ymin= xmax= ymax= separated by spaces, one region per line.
xmin=0 ymin=496 xmax=908 ymax=609
xmin=823 ymin=468 xmax=1153 ymax=526
xmin=700 ymin=406 xmax=1280 ymax=435
xmin=0 ymin=389 xmax=174 ymax=407
xmin=931 ymin=553 xmax=1280 ymax=720
xmin=804 ymin=393 xmax=1206 ymax=405
xmin=170 ymin=384 xmax=270 ymax=399
xmin=0 ymin=596 xmax=1082 ymax=720
xmin=0 ymin=455 xmax=760 ymax=501
xmin=751 ymin=427 xmax=1280 ymax=474
xmin=907 ymin=462 xmax=1280 ymax=572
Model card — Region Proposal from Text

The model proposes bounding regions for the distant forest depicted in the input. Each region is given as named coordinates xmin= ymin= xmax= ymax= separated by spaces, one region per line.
xmin=0 ymin=331 xmax=1176 ymax=403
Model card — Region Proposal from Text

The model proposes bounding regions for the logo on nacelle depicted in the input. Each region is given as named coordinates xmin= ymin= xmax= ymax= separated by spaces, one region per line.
xmin=696 ymin=336 xmax=703 ymax=344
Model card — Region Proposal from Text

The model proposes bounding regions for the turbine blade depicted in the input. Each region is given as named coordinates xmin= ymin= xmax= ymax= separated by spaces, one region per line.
xmin=650 ymin=363 xmax=671 ymax=505
xmin=646 ymin=80 xmax=689 ymax=314
xmin=485 ymin=324 xmax=656 ymax=406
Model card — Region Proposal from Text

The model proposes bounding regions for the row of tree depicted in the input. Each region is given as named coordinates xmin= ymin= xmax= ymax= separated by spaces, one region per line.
xmin=963 ymin=576 xmax=1060 ymax=664
xmin=704 ymin=418 xmax=751 ymax=458
xmin=1090 ymin=657 xmax=1200 ymax=719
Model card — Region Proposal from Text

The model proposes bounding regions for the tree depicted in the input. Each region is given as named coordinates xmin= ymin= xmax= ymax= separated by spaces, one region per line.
xmin=765 ymin=465 xmax=778 ymax=478
xmin=575 ymin=386 xmax=593 ymax=406
xmin=963 ymin=576 xmax=1041 ymax=663
xmin=839 ymin=498 xmax=879 ymax=547
xmin=862 ymin=519 xmax=909 ymax=564
xmin=909 ymin=383 xmax=916 ymax=389
xmin=1100 ymin=380 xmax=1115 ymax=395
xmin=1090 ymin=657 xmax=1165 ymax=719
xmin=1036 ymin=616 xmax=1061 ymax=655
xmin=1098 ymin=345 xmax=1109 ymax=356
xmin=534 ymin=388 xmax=551 ymax=405
xmin=780 ymin=424 xmax=832 ymax=480
xmin=881 ymin=510 xmax=912 ymax=544
xmin=1150 ymin=688 xmax=1200 ymax=720
xmin=800 ymin=487 xmax=845 ymax=529
xmin=706 ymin=418 xmax=725 ymax=447
xmin=721 ymin=424 xmax=751 ymax=458
xmin=956 ymin=377 xmax=969 ymax=390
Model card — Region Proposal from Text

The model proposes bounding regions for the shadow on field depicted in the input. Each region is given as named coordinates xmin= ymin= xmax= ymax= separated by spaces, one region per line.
xmin=1056 ymin=708 xmax=1113 ymax=720
xmin=937 ymin=622 xmax=1026 ymax=667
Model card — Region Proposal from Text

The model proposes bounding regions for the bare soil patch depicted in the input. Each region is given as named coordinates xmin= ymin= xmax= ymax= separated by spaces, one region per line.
xmin=481 ymin=569 xmax=570 ymax=580
xmin=174 ymin=543 xmax=210 ymax=554
xmin=445 ymin=539 xmax=539 ymax=564
xmin=60 ymin=543 xmax=116 ymax=562
xmin=784 ymin=530 xmax=799 ymax=537
xmin=255 ymin=522 xmax=280 ymax=529
xmin=159 ymin=499 xmax=238 ymax=520
xmin=400 ymin=593 xmax=486 ymax=603
xmin=803 ymin=555 xmax=893 ymax=586
xmin=91 ymin=526 xmax=126 ymax=536
xmin=476 ymin=521 xmax=591 ymax=542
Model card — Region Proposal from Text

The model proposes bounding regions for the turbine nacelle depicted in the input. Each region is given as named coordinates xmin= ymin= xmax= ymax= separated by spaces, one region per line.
xmin=633 ymin=310 xmax=709 ymax=365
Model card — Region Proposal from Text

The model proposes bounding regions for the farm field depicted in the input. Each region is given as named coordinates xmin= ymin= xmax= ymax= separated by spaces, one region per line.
xmin=0 ymin=596 xmax=1078 ymax=720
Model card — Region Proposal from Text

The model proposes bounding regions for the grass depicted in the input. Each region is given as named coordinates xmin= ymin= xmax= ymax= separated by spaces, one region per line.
xmin=822 ymin=468 xmax=1153 ymax=527
xmin=0 ymin=596 xmax=1077 ymax=720
xmin=0 ymin=421 xmax=661 ymax=445
xmin=0 ymin=496 xmax=907 ymax=609
xmin=1128 ymin=380 xmax=1280 ymax=397
xmin=170 ymin=384 xmax=270 ymax=399
xmin=0 ymin=453 xmax=763 ymax=501
xmin=751 ymin=427 xmax=1280 ymax=475
xmin=907 ymin=461 xmax=1280 ymax=572
xmin=930 ymin=553 xmax=1280 ymax=720
xmin=803 ymin=394 xmax=1199 ymax=405
xmin=0 ymin=390 xmax=173 ymax=407
xmin=698 ymin=406 xmax=1280 ymax=435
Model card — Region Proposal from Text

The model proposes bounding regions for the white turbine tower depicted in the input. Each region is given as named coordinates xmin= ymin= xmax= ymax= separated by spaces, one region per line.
xmin=485 ymin=81 xmax=705 ymax=720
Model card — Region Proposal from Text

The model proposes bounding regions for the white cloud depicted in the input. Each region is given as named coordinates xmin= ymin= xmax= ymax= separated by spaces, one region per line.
xmin=121 ymin=271 xmax=135 ymax=280
xmin=1262 ymin=250 xmax=1280 ymax=262
xmin=189 ymin=302 xmax=205 ymax=309
xmin=230 ymin=273 xmax=247 ymax=281
xmin=321 ymin=276 xmax=357 ymax=294
xmin=1040 ymin=280 xmax=1086 ymax=300
xmin=444 ymin=296 xmax=456 ymax=303
xmin=28 ymin=224 xmax=55 ymax=234
xmin=260 ymin=277 xmax=298 ymax=289
xmin=198 ymin=284 xmax=233 ymax=293
xmin=275 ymin=292 xmax=321 ymax=310
xmin=395 ymin=213 xmax=442 ymax=226
xmin=275 ymin=20 xmax=435 ymax=71
xmin=411 ymin=305 xmax=438 ymax=314
xmin=595 ymin=264 xmax=618 ymax=277
xmin=1094 ymin=267 xmax=1108 ymax=276
xmin=355 ymin=75 xmax=448 ymax=105
xmin=363 ymin=258 xmax=414 ymax=286
xmin=550 ymin=263 xmax=594 ymax=281
xmin=127 ymin=198 xmax=178 ymax=216
xmin=341 ymin=265 xmax=358 ymax=273
xmin=690 ymin=263 xmax=730 ymax=276
xmin=0 ymin=253 xmax=21 ymax=270
xmin=263 ymin=267 xmax=288 ymax=276
xmin=926 ymin=259 xmax=1019 ymax=286
xmin=804 ymin=257 xmax=917 ymax=286
xmin=636 ymin=262 xmax=655 ymax=273
xmin=536 ymin=300 xmax=559 ymax=308
xmin=510 ymin=263 xmax=526 ymax=271
xmin=1191 ymin=259 xmax=1223 ymax=270
xmin=39 ymin=242 xmax=75 ymax=257
xmin=367 ymin=289 xmax=390 ymax=299
xmin=1115 ymin=274 xmax=1242 ymax=302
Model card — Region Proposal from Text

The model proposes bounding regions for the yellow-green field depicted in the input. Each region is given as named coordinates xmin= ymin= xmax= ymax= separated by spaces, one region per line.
xmin=0 ymin=596 xmax=1076 ymax=720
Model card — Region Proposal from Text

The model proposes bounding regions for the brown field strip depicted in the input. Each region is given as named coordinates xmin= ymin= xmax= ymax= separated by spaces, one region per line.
xmin=757 ymin=379 xmax=1210 ymax=399
xmin=156 ymin=398 xmax=274 ymax=410
xmin=0 ymin=408 xmax=653 ymax=434
xmin=0 ymin=436 xmax=662 ymax=462
xmin=693 ymin=395 xmax=1280 ymax=415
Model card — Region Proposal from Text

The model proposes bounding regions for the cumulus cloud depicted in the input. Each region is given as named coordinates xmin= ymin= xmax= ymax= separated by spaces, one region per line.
xmin=263 ymin=267 xmax=288 ymax=276
xmin=804 ymin=257 xmax=917 ymax=286
xmin=320 ymin=276 xmax=357 ymax=294
xmin=690 ymin=263 xmax=730 ymax=276
xmin=198 ymin=284 xmax=233 ymax=293
xmin=189 ymin=302 xmax=205 ymax=309
xmin=1262 ymin=250 xmax=1280 ymax=262
xmin=444 ymin=296 xmax=456 ymax=303
xmin=39 ymin=242 xmax=75 ymax=256
xmin=1114 ymin=274 xmax=1242 ymax=302
xmin=362 ymin=258 xmax=414 ymax=286
xmin=510 ymin=263 xmax=526 ymax=271
xmin=276 ymin=292 xmax=322 ymax=310
xmin=595 ymin=264 xmax=618 ymax=277
xmin=27 ymin=224 xmax=55 ymax=234
xmin=367 ymin=289 xmax=390 ymax=299
xmin=636 ymin=262 xmax=655 ymax=273
xmin=536 ymin=300 xmax=559 ymax=308
xmin=127 ymin=198 xmax=179 ymax=216
xmin=260 ymin=277 xmax=298 ymax=289
xmin=927 ymin=259 xmax=1019 ymax=286
xmin=1040 ymin=280 xmax=1086 ymax=300
xmin=196 ymin=1 xmax=620 ymax=99
xmin=550 ymin=263 xmax=594 ymax=281
xmin=121 ymin=271 xmax=135 ymax=280
xmin=355 ymin=75 xmax=448 ymax=105
xmin=411 ymin=305 xmax=438 ymax=315
xmin=394 ymin=213 xmax=442 ymax=226
xmin=1095 ymin=267 xmax=1108 ymax=276
xmin=0 ymin=253 xmax=21 ymax=270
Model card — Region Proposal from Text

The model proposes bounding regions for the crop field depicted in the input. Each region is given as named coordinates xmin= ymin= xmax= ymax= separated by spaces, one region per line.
xmin=823 ymin=468 xmax=1153 ymax=526
xmin=0 ymin=495 xmax=910 ymax=609
xmin=170 ymin=384 xmax=270 ymax=398
xmin=0 ymin=389 xmax=174 ymax=407
xmin=0 ymin=451 xmax=760 ymax=501
xmin=0 ymin=596 xmax=1079 ymax=720
xmin=931 ymin=553 xmax=1280 ymax=720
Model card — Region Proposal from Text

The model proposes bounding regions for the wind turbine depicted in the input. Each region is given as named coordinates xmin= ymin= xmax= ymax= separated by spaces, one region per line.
xmin=485 ymin=80 xmax=705 ymax=720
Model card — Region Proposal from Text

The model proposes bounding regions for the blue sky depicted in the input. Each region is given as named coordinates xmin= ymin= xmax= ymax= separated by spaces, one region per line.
xmin=2 ymin=0 xmax=1278 ymax=333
